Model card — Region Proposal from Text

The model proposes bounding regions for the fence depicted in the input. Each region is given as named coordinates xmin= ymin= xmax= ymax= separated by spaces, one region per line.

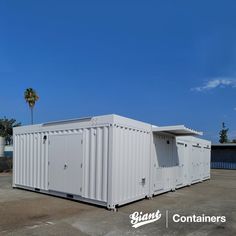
xmin=211 ymin=144 xmax=236 ymax=170
xmin=211 ymin=162 xmax=236 ymax=170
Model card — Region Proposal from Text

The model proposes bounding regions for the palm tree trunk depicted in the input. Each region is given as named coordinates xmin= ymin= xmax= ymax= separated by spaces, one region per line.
xmin=31 ymin=107 xmax=33 ymax=125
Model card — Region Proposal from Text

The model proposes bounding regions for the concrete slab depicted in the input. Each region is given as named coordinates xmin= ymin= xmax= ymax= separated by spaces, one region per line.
xmin=0 ymin=170 xmax=235 ymax=235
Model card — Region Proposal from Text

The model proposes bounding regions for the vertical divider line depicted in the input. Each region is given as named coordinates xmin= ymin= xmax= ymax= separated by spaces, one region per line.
xmin=166 ymin=210 xmax=168 ymax=228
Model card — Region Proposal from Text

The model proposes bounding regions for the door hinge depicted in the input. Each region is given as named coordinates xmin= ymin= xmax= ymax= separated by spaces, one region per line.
xmin=80 ymin=187 xmax=82 ymax=192
xmin=48 ymin=161 xmax=50 ymax=165
xmin=48 ymin=140 xmax=50 ymax=145
xmin=81 ymin=139 xmax=83 ymax=144
xmin=80 ymin=163 xmax=83 ymax=168
xmin=48 ymin=182 xmax=49 ymax=186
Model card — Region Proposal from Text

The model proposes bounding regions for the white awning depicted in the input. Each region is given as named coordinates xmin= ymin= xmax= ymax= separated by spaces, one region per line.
xmin=152 ymin=125 xmax=202 ymax=136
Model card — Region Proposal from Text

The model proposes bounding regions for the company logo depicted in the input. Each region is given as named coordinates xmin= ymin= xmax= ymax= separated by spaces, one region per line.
xmin=172 ymin=214 xmax=226 ymax=223
xmin=129 ymin=210 xmax=226 ymax=229
xmin=129 ymin=210 xmax=162 ymax=228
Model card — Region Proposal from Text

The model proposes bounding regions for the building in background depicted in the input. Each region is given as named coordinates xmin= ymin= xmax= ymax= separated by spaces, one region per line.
xmin=211 ymin=144 xmax=236 ymax=170
xmin=4 ymin=145 xmax=13 ymax=158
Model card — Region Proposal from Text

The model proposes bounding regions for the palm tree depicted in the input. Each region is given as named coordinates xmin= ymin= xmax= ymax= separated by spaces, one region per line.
xmin=24 ymin=88 xmax=39 ymax=124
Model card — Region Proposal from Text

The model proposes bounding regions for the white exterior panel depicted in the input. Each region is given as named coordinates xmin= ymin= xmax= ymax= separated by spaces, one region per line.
xmin=151 ymin=133 xmax=177 ymax=195
xmin=82 ymin=126 xmax=109 ymax=202
xmin=176 ymin=136 xmax=211 ymax=184
xmin=109 ymin=124 xmax=151 ymax=207
xmin=13 ymin=119 xmax=111 ymax=204
xmin=14 ymin=132 xmax=49 ymax=190
xmin=13 ymin=114 xmax=211 ymax=209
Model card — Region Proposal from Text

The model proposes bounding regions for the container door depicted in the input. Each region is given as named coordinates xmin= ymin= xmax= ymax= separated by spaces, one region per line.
xmin=154 ymin=168 xmax=164 ymax=192
xmin=183 ymin=143 xmax=190 ymax=185
xmin=65 ymin=134 xmax=83 ymax=195
xmin=153 ymin=135 xmax=174 ymax=193
xmin=202 ymin=146 xmax=211 ymax=178
xmin=163 ymin=167 xmax=171 ymax=190
xmin=191 ymin=145 xmax=201 ymax=182
xmin=48 ymin=135 xmax=67 ymax=193
xmin=176 ymin=142 xmax=185 ymax=187
xmin=48 ymin=133 xmax=83 ymax=196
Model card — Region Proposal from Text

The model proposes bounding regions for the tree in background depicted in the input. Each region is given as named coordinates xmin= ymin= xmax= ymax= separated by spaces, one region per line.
xmin=0 ymin=117 xmax=21 ymax=145
xmin=24 ymin=88 xmax=39 ymax=124
xmin=219 ymin=122 xmax=229 ymax=143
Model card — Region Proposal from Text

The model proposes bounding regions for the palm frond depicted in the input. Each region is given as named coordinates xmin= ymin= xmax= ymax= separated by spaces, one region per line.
xmin=24 ymin=88 xmax=39 ymax=108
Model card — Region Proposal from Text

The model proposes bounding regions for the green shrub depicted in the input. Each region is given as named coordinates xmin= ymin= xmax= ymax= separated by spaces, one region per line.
xmin=0 ymin=157 xmax=12 ymax=172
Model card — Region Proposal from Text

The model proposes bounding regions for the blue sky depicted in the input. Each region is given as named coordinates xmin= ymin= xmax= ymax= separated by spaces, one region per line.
xmin=0 ymin=0 xmax=236 ymax=142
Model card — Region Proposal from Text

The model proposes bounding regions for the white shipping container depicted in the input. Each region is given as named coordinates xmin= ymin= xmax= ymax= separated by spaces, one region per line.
xmin=13 ymin=114 xmax=211 ymax=210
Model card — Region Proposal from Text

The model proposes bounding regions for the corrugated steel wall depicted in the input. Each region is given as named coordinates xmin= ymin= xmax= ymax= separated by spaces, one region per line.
xmin=111 ymin=125 xmax=150 ymax=205
xmin=211 ymin=162 xmax=236 ymax=169
xmin=14 ymin=126 xmax=109 ymax=203
xmin=14 ymin=132 xmax=49 ymax=190
xmin=211 ymin=147 xmax=236 ymax=170
xmin=83 ymin=126 xmax=109 ymax=202
xmin=151 ymin=136 xmax=211 ymax=195
xmin=13 ymin=119 xmax=211 ymax=208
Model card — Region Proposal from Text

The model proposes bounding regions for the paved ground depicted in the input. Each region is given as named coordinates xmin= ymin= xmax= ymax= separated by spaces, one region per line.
xmin=0 ymin=169 xmax=235 ymax=235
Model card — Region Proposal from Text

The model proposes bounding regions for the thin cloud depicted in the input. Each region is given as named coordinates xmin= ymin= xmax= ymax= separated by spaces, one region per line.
xmin=192 ymin=78 xmax=236 ymax=92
